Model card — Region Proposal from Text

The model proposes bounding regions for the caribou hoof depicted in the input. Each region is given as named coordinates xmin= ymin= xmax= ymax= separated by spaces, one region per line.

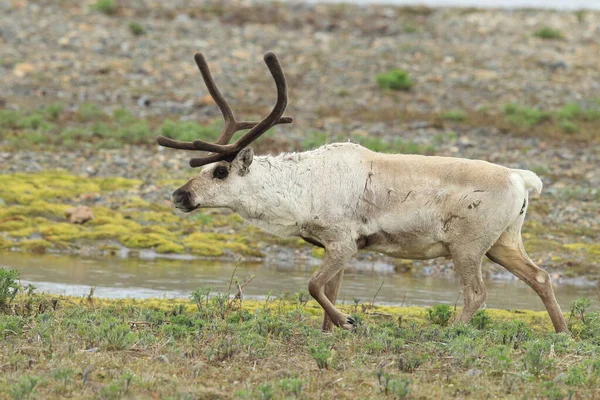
xmin=339 ymin=315 xmax=357 ymax=331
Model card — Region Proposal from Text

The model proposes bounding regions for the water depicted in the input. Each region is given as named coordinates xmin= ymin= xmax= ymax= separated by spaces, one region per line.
xmin=302 ymin=0 xmax=600 ymax=11
xmin=1 ymin=252 xmax=597 ymax=311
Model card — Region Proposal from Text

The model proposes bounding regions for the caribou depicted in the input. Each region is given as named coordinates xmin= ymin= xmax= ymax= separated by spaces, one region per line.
xmin=157 ymin=52 xmax=567 ymax=333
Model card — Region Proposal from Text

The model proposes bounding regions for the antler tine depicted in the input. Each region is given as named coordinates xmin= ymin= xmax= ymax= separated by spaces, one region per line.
xmin=156 ymin=136 xmax=197 ymax=150
xmin=194 ymin=53 xmax=237 ymax=144
xmin=189 ymin=52 xmax=289 ymax=164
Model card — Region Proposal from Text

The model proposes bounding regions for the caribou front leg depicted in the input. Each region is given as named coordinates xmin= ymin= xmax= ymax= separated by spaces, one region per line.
xmin=308 ymin=242 xmax=356 ymax=330
xmin=322 ymin=270 xmax=344 ymax=331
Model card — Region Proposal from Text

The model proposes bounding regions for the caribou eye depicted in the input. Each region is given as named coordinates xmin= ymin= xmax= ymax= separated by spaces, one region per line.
xmin=213 ymin=166 xmax=229 ymax=180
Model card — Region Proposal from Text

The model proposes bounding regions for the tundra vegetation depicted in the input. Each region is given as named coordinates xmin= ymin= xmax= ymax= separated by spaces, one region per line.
xmin=1 ymin=271 xmax=600 ymax=399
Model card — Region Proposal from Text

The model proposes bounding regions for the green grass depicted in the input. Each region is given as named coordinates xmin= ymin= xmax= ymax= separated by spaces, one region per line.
xmin=533 ymin=27 xmax=564 ymax=40
xmin=1 ymin=273 xmax=600 ymax=399
xmin=128 ymin=22 xmax=145 ymax=36
xmin=503 ymin=103 xmax=552 ymax=128
xmin=376 ymin=69 xmax=413 ymax=91
xmin=300 ymin=131 xmax=435 ymax=155
xmin=0 ymin=104 xmax=223 ymax=150
xmin=503 ymin=102 xmax=600 ymax=134
xmin=441 ymin=110 xmax=467 ymax=122
xmin=91 ymin=0 xmax=117 ymax=15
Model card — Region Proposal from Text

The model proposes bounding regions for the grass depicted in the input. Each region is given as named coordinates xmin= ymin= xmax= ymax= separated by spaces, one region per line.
xmin=441 ymin=110 xmax=467 ymax=122
xmin=376 ymin=69 xmax=413 ymax=91
xmin=91 ymin=0 xmax=118 ymax=15
xmin=0 ymin=104 xmax=223 ymax=150
xmin=300 ymin=131 xmax=435 ymax=155
xmin=128 ymin=22 xmax=145 ymax=36
xmin=533 ymin=27 xmax=564 ymax=40
xmin=503 ymin=102 xmax=600 ymax=134
xmin=1 ymin=271 xmax=600 ymax=399
xmin=503 ymin=103 xmax=552 ymax=128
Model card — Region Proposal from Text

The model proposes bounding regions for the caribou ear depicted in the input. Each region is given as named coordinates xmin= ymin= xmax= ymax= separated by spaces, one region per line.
xmin=232 ymin=147 xmax=254 ymax=176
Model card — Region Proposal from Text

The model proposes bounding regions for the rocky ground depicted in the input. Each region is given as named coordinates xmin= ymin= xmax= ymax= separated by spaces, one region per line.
xmin=0 ymin=0 xmax=598 ymax=280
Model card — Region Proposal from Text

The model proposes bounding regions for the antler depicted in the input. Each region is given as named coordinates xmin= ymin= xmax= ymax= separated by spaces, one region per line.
xmin=157 ymin=52 xmax=293 ymax=167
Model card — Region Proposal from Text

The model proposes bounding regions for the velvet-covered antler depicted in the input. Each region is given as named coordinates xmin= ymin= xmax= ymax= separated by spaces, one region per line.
xmin=157 ymin=52 xmax=293 ymax=167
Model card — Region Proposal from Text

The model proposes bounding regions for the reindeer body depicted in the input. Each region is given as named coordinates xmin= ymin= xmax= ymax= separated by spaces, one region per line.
xmin=182 ymin=142 xmax=567 ymax=333
xmin=160 ymin=52 xmax=567 ymax=333
xmin=233 ymin=142 xmax=529 ymax=260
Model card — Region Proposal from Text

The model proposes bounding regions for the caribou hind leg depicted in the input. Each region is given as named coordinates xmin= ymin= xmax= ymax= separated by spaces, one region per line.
xmin=487 ymin=229 xmax=567 ymax=333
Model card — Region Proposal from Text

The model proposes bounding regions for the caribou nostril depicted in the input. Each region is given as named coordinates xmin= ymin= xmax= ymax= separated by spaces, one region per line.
xmin=172 ymin=188 xmax=192 ymax=209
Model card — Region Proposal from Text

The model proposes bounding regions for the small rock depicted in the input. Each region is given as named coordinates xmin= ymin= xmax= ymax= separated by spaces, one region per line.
xmin=458 ymin=136 xmax=474 ymax=148
xmin=65 ymin=206 xmax=94 ymax=224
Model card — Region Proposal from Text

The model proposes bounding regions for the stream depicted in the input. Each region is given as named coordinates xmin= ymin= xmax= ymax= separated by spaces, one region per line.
xmin=1 ymin=252 xmax=597 ymax=311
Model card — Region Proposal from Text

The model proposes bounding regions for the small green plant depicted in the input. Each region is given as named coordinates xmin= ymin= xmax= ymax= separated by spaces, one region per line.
xmin=128 ymin=22 xmax=145 ymax=36
xmin=8 ymin=375 xmax=38 ymax=400
xmin=77 ymin=103 xmax=105 ymax=122
xmin=542 ymin=382 xmax=567 ymax=400
xmin=487 ymin=345 xmax=512 ymax=373
xmin=397 ymin=354 xmax=423 ymax=373
xmin=560 ymin=119 xmax=579 ymax=134
xmin=570 ymin=297 xmax=592 ymax=324
xmin=92 ymin=0 xmax=118 ymax=15
xmin=470 ymin=309 xmax=492 ymax=330
xmin=376 ymin=69 xmax=413 ymax=91
xmin=159 ymin=119 xmax=221 ymax=143
xmin=503 ymin=104 xmax=551 ymax=128
xmin=377 ymin=371 xmax=411 ymax=398
xmin=278 ymin=378 xmax=303 ymax=397
xmin=523 ymin=340 xmax=554 ymax=377
xmin=427 ymin=304 xmax=453 ymax=326
xmin=441 ymin=110 xmax=467 ymax=122
xmin=308 ymin=343 xmax=332 ymax=369
xmin=0 ymin=268 xmax=19 ymax=308
xmin=191 ymin=286 xmax=213 ymax=314
xmin=43 ymin=104 xmax=63 ymax=120
xmin=257 ymin=384 xmax=273 ymax=400
xmin=533 ymin=27 xmax=563 ymax=40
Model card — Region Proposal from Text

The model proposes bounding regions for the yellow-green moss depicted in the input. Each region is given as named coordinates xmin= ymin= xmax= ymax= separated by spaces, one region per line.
xmin=0 ymin=218 xmax=30 ymax=232
xmin=184 ymin=241 xmax=224 ymax=257
xmin=41 ymin=223 xmax=81 ymax=241
xmin=7 ymin=227 xmax=36 ymax=238
xmin=155 ymin=242 xmax=185 ymax=254
xmin=155 ymin=178 xmax=187 ymax=188
xmin=523 ymin=237 xmax=563 ymax=253
xmin=0 ymin=172 xmax=141 ymax=207
xmin=183 ymin=232 xmax=263 ymax=258
xmin=311 ymin=247 xmax=325 ymax=258
xmin=563 ymin=242 xmax=600 ymax=255
xmin=0 ymin=201 xmax=69 ymax=219
xmin=0 ymin=237 xmax=11 ymax=249
xmin=81 ymin=224 xmax=131 ymax=240
xmin=119 ymin=233 xmax=182 ymax=254
xmin=97 ymin=177 xmax=141 ymax=191
xmin=132 ymin=211 xmax=180 ymax=224
xmin=588 ymin=244 xmax=600 ymax=256
xmin=121 ymin=197 xmax=151 ymax=209
xmin=563 ymin=242 xmax=587 ymax=251
xmin=119 ymin=233 xmax=167 ymax=248
xmin=18 ymin=239 xmax=53 ymax=253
